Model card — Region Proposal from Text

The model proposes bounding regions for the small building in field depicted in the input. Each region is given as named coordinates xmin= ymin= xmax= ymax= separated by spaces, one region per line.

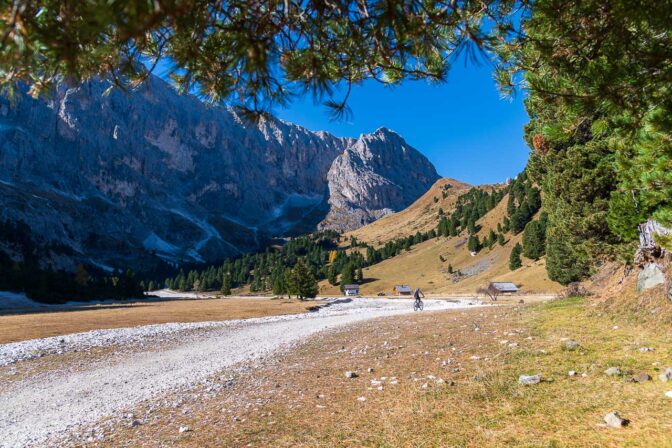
xmin=488 ymin=282 xmax=519 ymax=295
xmin=394 ymin=285 xmax=413 ymax=296
xmin=343 ymin=284 xmax=360 ymax=296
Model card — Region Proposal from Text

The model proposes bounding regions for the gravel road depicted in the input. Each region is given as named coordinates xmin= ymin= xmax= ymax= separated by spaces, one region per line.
xmin=0 ymin=298 xmax=479 ymax=447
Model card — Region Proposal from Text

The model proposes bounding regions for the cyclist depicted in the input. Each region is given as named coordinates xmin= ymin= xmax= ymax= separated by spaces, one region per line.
xmin=413 ymin=287 xmax=425 ymax=310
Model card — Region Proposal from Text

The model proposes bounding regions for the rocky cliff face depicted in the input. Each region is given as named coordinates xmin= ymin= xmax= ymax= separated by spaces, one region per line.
xmin=321 ymin=128 xmax=440 ymax=230
xmin=0 ymin=75 xmax=438 ymax=270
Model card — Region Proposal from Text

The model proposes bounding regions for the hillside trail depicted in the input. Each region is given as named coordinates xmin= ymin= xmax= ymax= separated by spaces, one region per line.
xmin=0 ymin=298 xmax=480 ymax=448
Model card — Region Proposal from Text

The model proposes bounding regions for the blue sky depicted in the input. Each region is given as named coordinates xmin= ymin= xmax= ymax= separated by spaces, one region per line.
xmin=275 ymin=63 xmax=530 ymax=185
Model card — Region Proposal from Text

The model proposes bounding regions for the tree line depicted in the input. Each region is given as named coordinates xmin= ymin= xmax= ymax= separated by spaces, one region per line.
xmin=0 ymin=220 xmax=145 ymax=303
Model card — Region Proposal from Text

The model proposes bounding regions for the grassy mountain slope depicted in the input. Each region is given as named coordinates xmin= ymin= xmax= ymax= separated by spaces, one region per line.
xmin=343 ymin=178 xmax=470 ymax=246
xmin=320 ymin=180 xmax=561 ymax=295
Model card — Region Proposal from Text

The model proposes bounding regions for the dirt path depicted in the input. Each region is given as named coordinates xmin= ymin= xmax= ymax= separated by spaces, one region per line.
xmin=0 ymin=298 xmax=479 ymax=448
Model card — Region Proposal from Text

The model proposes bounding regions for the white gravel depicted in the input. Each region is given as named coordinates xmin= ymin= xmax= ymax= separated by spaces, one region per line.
xmin=0 ymin=297 xmax=479 ymax=447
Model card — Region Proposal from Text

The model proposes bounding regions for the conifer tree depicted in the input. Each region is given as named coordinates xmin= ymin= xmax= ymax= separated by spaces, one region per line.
xmin=487 ymin=229 xmax=497 ymax=248
xmin=522 ymin=220 xmax=546 ymax=261
xmin=340 ymin=263 xmax=355 ymax=291
xmin=290 ymin=259 xmax=318 ymax=300
xmin=0 ymin=1 xmax=515 ymax=117
xmin=509 ymin=243 xmax=523 ymax=270
xmin=467 ymin=235 xmax=481 ymax=253
xmin=284 ymin=268 xmax=297 ymax=299
xmin=221 ymin=272 xmax=232 ymax=296
xmin=272 ymin=275 xmax=286 ymax=295
xmin=327 ymin=266 xmax=338 ymax=286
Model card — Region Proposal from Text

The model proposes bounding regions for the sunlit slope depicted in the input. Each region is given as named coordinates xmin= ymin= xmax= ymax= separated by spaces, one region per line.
xmin=320 ymin=188 xmax=561 ymax=295
xmin=344 ymin=178 xmax=470 ymax=246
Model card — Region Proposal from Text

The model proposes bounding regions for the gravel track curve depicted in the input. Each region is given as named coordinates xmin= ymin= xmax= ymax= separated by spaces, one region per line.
xmin=0 ymin=298 xmax=479 ymax=447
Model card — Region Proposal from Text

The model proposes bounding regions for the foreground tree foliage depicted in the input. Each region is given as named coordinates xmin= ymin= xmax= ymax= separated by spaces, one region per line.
xmin=496 ymin=0 xmax=672 ymax=281
xmin=0 ymin=0 xmax=518 ymax=116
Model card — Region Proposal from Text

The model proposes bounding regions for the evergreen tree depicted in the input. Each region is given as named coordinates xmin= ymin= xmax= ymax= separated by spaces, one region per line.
xmin=494 ymin=0 xmax=672 ymax=278
xmin=357 ymin=266 xmax=364 ymax=283
xmin=290 ymin=259 xmax=318 ymax=300
xmin=284 ymin=268 xmax=297 ymax=299
xmin=497 ymin=233 xmax=506 ymax=246
xmin=522 ymin=220 xmax=546 ymax=261
xmin=510 ymin=201 xmax=531 ymax=234
xmin=467 ymin=235 xmax=481 ymax=253
xmin=327 ymin=266 xmax=338 ymax=286
xmin=1 ymin=2 xmax=509 ymax=117
xmin=365 ymin=246 xmax=376 ymax=264
xmin=437 ymin=217 xmax=449 ymax=237
xmin=220 ymin=272 xmax=232 ymax=296
xmin=176 ymin=272 xmax=187 ymax=291
xmin=487 ymin=229 xmax=497 ymax=248
xmin=272 ymin=275 xmax=286 ymax=295
xmin=509 ymin=243 xmax=523 ymax=271
xmin=448 ymin=264 xmax=454 ymax=274
xmin=340 ymin=263 xmax=355 ymax=291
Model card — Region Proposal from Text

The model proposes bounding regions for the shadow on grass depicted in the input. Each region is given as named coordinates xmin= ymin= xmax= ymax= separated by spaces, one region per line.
xmin=0 ymin=295 xmax=216 ymax=317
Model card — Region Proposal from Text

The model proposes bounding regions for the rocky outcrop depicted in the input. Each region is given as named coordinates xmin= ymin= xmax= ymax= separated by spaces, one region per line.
xmin=635 ymin=219 xmax=671 ymax=298
xmin=0 ymin=75 xmax=438 ymax=270
xmin=320 ymin=128 xmax=439 ymax=230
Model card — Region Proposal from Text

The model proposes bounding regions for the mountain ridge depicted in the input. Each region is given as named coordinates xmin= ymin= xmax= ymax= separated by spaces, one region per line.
xmin=0 ymin=75 xmax=438 ymax=271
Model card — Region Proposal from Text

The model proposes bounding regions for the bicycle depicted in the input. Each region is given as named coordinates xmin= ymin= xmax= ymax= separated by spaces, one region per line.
xmin=413 ymin=299 xmax=424 ymax=311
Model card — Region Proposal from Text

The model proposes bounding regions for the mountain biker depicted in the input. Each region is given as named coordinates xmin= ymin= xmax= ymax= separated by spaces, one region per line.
xmin=413 ymin=287 xmax=424 ymax=307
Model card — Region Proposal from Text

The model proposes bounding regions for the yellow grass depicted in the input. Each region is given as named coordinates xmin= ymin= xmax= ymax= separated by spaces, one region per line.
xmin=0 ymin=297 xmax=316 ymax=344
xmin=345 ymin=178 xmax=470 ymax=246
xmin=99 ymin=296 xmax=672 ymax=447
xmin=321 ymin=189 xmax=562 ymax=295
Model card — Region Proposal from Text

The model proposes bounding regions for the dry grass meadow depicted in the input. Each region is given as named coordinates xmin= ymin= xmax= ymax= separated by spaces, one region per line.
xmin=98 ymin=292 xmax=672 ymax=448
xmin=0 ymin=297 xmax=317 ymax=344
xmin=320 ymin=186 xmax=562 ymax=297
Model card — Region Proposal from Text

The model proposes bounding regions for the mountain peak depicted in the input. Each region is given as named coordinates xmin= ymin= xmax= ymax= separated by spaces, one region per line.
xmin=0 ymin=73 xmax=439 ymax=269
xmin=361 ymin=126 xmax=403 ymax=141
xmin=320 ymin=127 xmax=440 ymax=231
